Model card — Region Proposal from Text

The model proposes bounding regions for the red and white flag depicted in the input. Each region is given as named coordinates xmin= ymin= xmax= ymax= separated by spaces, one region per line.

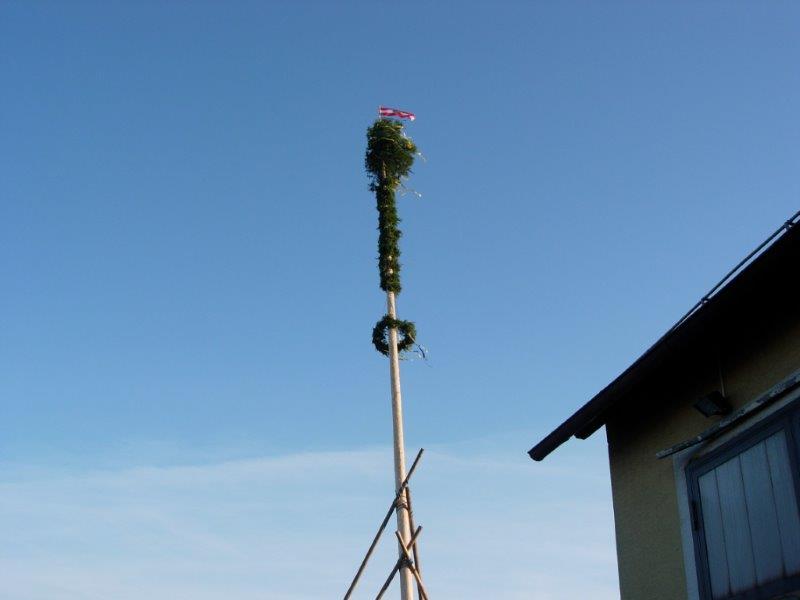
xmin=379 ymin=106 xmax=416 ymax=121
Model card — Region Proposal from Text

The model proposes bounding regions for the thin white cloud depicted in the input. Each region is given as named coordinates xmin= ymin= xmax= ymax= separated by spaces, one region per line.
xmin=0 ymin=437 xmax=617 ymax=599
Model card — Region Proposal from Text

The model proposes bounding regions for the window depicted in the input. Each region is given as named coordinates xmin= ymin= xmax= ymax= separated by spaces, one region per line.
xmin=686 ymin=401 xmax=800 ymax=600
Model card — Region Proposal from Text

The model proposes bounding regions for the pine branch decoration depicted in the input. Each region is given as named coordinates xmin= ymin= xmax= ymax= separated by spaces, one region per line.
xmin=365 ymin=118 xmax=419 ymax=354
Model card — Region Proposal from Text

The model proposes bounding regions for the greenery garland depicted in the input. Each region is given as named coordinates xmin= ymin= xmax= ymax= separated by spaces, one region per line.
xmin=365 ymin=118 xmax=419 ymax=354
xmin=372 ymin=315 xmax=417 ymax=356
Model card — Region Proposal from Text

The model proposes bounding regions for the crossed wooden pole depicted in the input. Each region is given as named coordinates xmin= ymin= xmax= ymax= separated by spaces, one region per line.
xmin=343 ymin=449 xmax=430 ymax=600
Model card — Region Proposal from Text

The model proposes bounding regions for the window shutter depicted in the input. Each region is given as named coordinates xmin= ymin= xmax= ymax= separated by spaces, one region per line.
xmin=696 ymin=430 xmax=800 ymax=599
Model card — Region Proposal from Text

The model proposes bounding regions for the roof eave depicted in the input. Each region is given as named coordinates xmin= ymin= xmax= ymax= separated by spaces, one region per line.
xmin=528 ymin=212 xmax=800 ymax=462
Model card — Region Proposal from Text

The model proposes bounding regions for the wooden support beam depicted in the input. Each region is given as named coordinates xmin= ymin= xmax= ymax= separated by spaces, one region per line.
xmin=375 ymin=527 xmax=423 ymax=600
xmin=343 ymin=449 xmax=424 ymax=600
xmin=394 ymin=530 xmax=430 ymax=600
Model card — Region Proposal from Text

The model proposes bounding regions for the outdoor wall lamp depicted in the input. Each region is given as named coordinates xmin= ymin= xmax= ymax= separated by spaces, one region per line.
xmin=693 ymin=391 xmax=731 ymax=417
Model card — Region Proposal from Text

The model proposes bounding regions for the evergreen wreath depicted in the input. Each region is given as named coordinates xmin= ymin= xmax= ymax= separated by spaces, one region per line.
xmin=365 ymin=118 xmax=419 ymax=354
xmin=372 ymin=315 xmax=417 ymax=356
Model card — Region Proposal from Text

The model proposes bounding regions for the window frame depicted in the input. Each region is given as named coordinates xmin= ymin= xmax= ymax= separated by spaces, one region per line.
xmin=686 ymin=398 xmax=800 ymax=600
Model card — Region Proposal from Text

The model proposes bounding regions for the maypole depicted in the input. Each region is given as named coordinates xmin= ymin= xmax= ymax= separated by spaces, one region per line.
xmin=367 ymin=108 xmax=419 ymax=600
xmin=343 ymin=106 xmax=428 ymax=600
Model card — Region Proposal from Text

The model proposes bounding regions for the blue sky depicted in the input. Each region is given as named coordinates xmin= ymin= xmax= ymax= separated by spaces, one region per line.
xmin=1 ymin=2 xmax=798 ymax=598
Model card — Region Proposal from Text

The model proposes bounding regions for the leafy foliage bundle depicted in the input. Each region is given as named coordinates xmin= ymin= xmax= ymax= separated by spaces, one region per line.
xmin=365 ymin=118 xmax=417 ymax=294
xmin=365 ymin=118 xmax=419 ymax=355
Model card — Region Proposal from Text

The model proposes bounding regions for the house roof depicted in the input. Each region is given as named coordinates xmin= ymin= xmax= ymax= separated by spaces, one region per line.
xmin=528 ymin=210 xmax=800 ymax=462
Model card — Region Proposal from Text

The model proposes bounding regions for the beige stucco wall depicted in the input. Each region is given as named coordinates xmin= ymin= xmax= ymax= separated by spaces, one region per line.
xmin=605 ymin=314 xmax=800 ymax=600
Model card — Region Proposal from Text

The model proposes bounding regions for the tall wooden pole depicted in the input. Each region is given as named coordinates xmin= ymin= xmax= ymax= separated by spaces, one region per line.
xmin=386 ymin=290 xmax=415 ymax=600
xmin=367 ymin=117 xmax=421 ymax=600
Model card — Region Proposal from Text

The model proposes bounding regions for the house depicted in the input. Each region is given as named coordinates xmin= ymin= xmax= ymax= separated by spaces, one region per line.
xmin=528 ymin=211 xmax=800 ymax=600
